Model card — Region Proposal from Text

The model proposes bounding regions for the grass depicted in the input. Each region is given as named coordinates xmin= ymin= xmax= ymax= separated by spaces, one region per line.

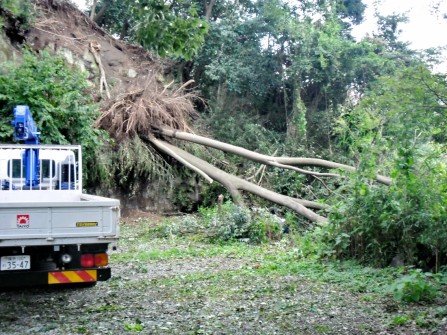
xmin=112 ymin=240 xmax=261 ymax=262
xmin=115 ymin=220 xmax=398 ymax=296
xmin=106 ymin=217 xmax=447 ymax=334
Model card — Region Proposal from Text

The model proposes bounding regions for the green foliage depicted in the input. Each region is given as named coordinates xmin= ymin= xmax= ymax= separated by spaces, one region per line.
xmin=338 ymin=65 xmax=447 ymax=154
xmin=0 ymin=0 xmax=32 ymax=29
xmin=133 ymin=1 xmax=208 ymax=60
xmin=108 ymin=136 xmax=174 ymax=193
xmin=162 ymin=203 xmax=285 ymax=244
xmin=328 ymin=64 xmax=447 ymax=267
xmin=0 ymin=49 xmax=107 ymax=185
xmin=198 ymin=202 xmax=252 ymax=242
xmin=388 ymin=269 xmax=438 ymax=303
xmin=389 ymin=314 xmax=412 ymax=326
xmin=202 ymin=107 xmax=282 ymax=153
xmin=292 ymin=226 xmax=335 ymax=260
xmin=124 ymin=320 xmax=144 ymax=332
xmin=92 ymin=0 xmax=208 ymax=60
xmin=192 ymin=0 xmax=415 ymax=153
xmin=328 ymin=147 xmax=447 ymax=266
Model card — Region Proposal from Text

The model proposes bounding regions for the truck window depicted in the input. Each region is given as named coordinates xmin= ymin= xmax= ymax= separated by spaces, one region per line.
xmin=41 ymin=159 xmax=56 ymax=178
xmin=7 ymin=159 xmax=24 ymax=178
xmin=7 ymin=159 xmax=56 ymax=179
xmin=61 ymin=163 xmax=76 ymax=183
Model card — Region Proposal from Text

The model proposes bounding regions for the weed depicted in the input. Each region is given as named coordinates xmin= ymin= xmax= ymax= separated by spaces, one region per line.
xmin=124 ymin=320 xmax=144 ymax=332
xmin=77 ymin=326 xmax=88 ymax=333
xmin=388 ymin=269 xmax=438 ymax=303
xmin=314 ymin=324 xmax=332 ymax=334
xmin=88 ymin=304 xmax=123 ymax=313
xmin=390 ymin=314 xmax=412 ymax=326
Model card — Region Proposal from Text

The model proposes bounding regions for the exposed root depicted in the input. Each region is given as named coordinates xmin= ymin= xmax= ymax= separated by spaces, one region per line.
xmin=96 ymin=72 xmax=198 ymax=139
xmin=90 ymin=40 xmax=110 ymax=99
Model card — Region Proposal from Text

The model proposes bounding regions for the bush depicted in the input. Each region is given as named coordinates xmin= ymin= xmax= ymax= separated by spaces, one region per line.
xmin=199 ymin=202 xmax=252 ymax=241
xmin=165 ymin=202 xmax=285 ymax=244
xmin=389 ymin=269 xmax=438 ymax=303
xmin=327 ymin=145 xmax=447 ymax=268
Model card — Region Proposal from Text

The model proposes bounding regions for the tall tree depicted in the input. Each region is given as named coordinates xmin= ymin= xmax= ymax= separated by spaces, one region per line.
xmin=90 ymin=0 xmax=208 ymax=60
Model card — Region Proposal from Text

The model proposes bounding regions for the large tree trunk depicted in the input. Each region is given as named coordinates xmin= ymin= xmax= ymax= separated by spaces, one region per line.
xmin=204 ymin=0 xmax=217 ymax=21
xmin=149 ymin=137 xmax=329 ymax=223
xmin=90 ymin=0 xmax=97 ymax=20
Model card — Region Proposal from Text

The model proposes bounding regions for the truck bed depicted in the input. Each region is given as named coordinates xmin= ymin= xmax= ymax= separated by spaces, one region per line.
xmin=0 ymin=191 xmax=119 ymax=247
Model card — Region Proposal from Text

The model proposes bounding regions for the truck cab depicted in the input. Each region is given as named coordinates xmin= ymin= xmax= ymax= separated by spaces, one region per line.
xmin=0 ymin=146 xmax=79 ymax=190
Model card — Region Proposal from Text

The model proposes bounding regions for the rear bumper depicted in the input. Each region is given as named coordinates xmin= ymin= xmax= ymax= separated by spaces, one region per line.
xmin=0 ymin=268 xmax=111 ymax=288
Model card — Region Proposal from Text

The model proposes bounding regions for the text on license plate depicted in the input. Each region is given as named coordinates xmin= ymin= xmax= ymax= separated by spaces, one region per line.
xmin=0 ymin=255 xmax=31 ymax=271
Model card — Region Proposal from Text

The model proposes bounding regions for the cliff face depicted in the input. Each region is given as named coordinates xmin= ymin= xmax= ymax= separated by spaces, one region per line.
xmin=0 ymin=31 xmax=18 ymax=62
xmin=0 ymin=0 xmax=180 ymax=214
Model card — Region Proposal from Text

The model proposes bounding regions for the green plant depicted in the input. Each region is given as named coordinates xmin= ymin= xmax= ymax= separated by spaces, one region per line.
xmin=76 ymin=325 xmax=88 ymax=334
xmin=329 ymin=64 xmax=447 ymax=268
xmin=390 ymin=314 xmax=412 ymax=326
xmin=124 ymin=320 xmax=144 ymax=332
xmin=134 ymin=1 xmax=208 ymax=60
xmin=199 ymin=201 xmax=252 ymax=242
xmin=388 ymin=269 xmax=438 ymax=303
xmin=292 ymin=226 xmax=336 ymax=260
xmin=249 ymin=208 xmax=284 ymax=243
xmin=0 ymin=0 xmax=33 ymax=29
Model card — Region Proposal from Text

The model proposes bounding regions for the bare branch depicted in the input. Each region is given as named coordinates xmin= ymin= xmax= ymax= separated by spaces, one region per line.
xmin=158 ymin=127 xmax=392 ymax=185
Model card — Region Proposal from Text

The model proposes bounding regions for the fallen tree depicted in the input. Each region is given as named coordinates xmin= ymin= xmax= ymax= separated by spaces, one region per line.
xmin=149 ymin=136 xmax=329 ymax=223
xmin=96 ymin=71 xmax=392 ymax=223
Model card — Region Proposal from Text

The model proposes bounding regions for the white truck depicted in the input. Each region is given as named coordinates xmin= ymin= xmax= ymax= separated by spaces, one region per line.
xmin=0 ymin=106 xmax=120 ymax=288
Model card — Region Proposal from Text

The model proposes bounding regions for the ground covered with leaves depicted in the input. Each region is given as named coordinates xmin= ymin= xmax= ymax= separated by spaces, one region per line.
xmin=1 ymin=216 xmax=447 ymax=335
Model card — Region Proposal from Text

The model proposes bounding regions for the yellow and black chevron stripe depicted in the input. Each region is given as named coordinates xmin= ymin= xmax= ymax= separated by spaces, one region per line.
xmin=48 ymin=270 xmax=97 ymax=284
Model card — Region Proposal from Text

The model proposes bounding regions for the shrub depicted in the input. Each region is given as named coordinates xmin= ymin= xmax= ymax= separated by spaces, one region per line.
xmin=327 ymin=145 xmax=447 ymax=268
xmin=388 ymin=269 xmax=438 ymax=303
xmin=199 ymin=202 xmax=252 ymax=242
xmin=166 ymin=202 xmax=285 ymax=244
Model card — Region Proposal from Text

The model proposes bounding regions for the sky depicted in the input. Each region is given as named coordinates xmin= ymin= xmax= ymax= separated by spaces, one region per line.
xmin=352 ymin=0 xmax=447 ymax=51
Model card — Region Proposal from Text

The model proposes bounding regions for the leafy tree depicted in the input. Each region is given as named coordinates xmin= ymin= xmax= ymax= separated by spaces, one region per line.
xmin=192 ymin=0 xmax=384 ymax=150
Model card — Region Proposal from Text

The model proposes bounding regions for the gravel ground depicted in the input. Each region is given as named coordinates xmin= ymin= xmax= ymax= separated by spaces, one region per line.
xmin=1 ymin=220 xmax=446 ymax=335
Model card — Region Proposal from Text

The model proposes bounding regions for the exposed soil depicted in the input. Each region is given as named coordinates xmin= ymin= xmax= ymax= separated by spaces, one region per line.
xmin=28 ymin=0 xmax=163 ymax=94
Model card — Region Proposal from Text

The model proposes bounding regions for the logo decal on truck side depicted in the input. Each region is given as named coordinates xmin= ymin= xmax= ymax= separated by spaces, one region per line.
xmin=76 ymin=222 xmax=98 ymax=227
xmin=16 ymin=214 xmax=30 ymax=228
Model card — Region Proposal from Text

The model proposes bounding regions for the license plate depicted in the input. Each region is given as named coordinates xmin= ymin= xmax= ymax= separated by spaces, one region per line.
xmin=0 ymin=255 xmax=31 ymax=271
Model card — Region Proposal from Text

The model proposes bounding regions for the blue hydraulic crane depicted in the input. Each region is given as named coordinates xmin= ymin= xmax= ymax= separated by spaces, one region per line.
xmin=11 ymin=105 xmax=41 ymax=189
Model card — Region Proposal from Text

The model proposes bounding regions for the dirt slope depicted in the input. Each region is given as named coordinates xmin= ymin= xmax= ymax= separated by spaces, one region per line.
xmin=27 ymin=0 xmax=165 ymax=97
